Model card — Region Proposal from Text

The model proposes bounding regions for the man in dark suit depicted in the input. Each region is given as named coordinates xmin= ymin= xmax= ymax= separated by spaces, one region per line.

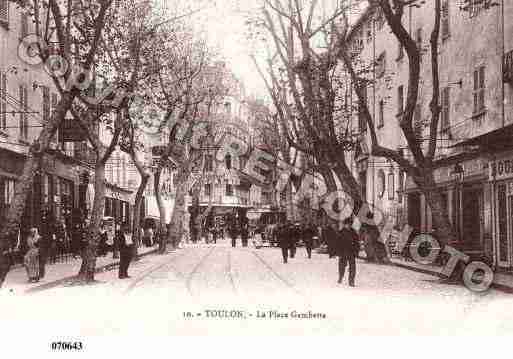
xmin=337 ymin=217 xmax=360 ymax=286
xmin=118 ymin=225 xmax=134 ymax=279
xmin=303 ymin=222 xmax=316 ymax=259
xmin=278 ymin=222 xmax=291 ymax=263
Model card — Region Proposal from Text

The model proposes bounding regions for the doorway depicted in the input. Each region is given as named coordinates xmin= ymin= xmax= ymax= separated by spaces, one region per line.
xmin=407 ymin=193 xmax=421 ymax=233
xmin=496 ymin=183 xmax=512 ymax=268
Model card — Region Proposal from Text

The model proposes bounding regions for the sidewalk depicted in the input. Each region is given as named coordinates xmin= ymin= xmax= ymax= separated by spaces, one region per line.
xmin=2 ymin=246 xmax=158 ymax=295
xmin=390 ymin=257 xmax=513 ymax=293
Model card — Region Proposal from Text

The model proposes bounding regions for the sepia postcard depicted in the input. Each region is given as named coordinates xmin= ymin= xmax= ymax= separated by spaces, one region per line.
xmin=1 ymin=0 xmax=513 ymax=354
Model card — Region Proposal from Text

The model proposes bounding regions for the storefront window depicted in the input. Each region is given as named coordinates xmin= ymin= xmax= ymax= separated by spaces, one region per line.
xmin=388 ymin=172 xmax=395 ymax=200
xmin=59 ymin=178 xmax=74 ymax=218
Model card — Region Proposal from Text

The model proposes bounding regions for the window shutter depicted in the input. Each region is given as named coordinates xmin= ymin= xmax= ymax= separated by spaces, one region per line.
xmin=42 ymin=86 xmax=50 ymax=122
xmin=442 ymin=0 xmax=450 ymax=38
xmin=0 ymin=72 xmax=6 ymax=130
xmin=397 ymin=85 xmax=404 ymax=114
xmin=23 ymin=86 xmax=28 ymax=139
xmin=20 ymin=11 xmax=28 ymax=39
xmin=473 ymin=69 xmax=479 ymax=112
xmin=441 ymin=87 xmax=450 ymax=130
xmin=479 ymin=66 xmax=485 ymax=110
xmin=19 ymin=85 xmax=24 ymax=138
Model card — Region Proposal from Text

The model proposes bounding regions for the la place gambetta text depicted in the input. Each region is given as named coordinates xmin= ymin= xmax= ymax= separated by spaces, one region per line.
xmin=256 ymin=310 xmax=326 ymax=319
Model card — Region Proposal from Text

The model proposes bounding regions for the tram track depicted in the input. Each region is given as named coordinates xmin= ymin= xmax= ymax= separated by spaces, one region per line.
xmin=249 ymin=249 xmax=307 ymax=300
xmin=124 ymin=245 xmax=216 ymax=295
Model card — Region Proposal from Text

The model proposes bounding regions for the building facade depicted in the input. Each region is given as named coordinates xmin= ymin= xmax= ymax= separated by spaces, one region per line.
xmin=344 ymin=0 xmax=513 ymax=269
xmin=1 ymin=1 xmax=94 ymax=241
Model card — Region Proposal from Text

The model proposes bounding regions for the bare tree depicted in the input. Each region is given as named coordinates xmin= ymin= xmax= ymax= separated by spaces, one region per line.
xmin=335 ymin=0 xmax=458 ymax=248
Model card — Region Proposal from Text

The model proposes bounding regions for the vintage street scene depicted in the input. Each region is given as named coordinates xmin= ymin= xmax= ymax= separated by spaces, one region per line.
xmin=1 ymin=0 xmax=513 ymax=341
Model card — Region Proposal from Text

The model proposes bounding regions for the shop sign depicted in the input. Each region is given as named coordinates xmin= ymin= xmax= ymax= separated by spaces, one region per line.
xmin=489 ymin=158 xmax=513 ymax=181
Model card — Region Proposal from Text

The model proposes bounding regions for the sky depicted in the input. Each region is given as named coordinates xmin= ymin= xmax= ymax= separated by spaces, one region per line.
xmin=157 ymin=0 xmax=268 ymax=99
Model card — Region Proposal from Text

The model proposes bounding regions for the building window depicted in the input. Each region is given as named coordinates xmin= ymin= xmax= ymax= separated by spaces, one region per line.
xmin=376 ymin=51 xmax=386 ymax=78
xmin=59 ymin=178 xmax=74 ymax=218
xmin=0 ymin=0 xmax=9 ymax=27
xmin=366 ymin=23 xmax=372 ymax=44
xmin=51 ymin=93 xmax=59 ymax=143
xmin=416 ymin=27 xmax=423 ymax=57
xmin=398 ymin=171 xmax=405 ymax=203
xmin=358 ymin=85 xmax=367 ymax=133
xmin=441 ymin=87 xmax=450 ymax=131
xmin=225 ymin=102 xmax=231 ymax=115
xmin=0 ymin=71 xmax=6 ymax=131
xmin=375 ymin=10 xmax=385 ymax=31
xmin=20 ymin=10 xmax=28 ymax=39
xmin=42 ymin=86 xmax=50 ymax=122
xmin=441 ymin=0 xmax=450 ymax=39
xmin=397 ymin=41 xmax=404 ymax=61
xmin=226 ymin=184 xmax=233 ymax=196
xmin=359 ymin=171 xmax=367 ymax=202
xmin=377 ymin=170 xmax=385 ymax=198
xmin=378 ymin=100 xmax=384 ymax=128
xmin=397 ymin=85 xmax=404 ymax=115
xmin=2 ymin=178 xmax=14 ymax=205
xmin=468 ymin=0 xmax=483 ymax=18
xmin=473 ymin=65 xmax=485 ymax=113
xmin=19 ymin=85 xmax=28 ymax=140
xmin=225 ymin=154 xmax=232 ymax=170
xmin=204 ymin=154 xmax=213 ymax=172
xmin=205 ymin=184 xmax=211 ymax=197
xmin=388 ymin=172 xmax=395 ymax=200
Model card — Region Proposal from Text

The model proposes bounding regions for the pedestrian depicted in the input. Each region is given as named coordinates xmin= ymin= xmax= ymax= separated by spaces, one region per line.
xmin=361 ymin=212 xmax=386 ymax=263
xmin=325 ymin=222 xmax=338 ymax=258
xmin=240 ymin=216 xmax=249 ymax=247
xmin=39 ymin=208 xmax=54 ymax=278
xmin=277 ymin=223 xmax=290 ymax=263
xmin=303 ymin=222 xmax=316 ymax=259
xmin=24 ymin=228 xmax=40 ymax=283
xmin=55 ymin=219 xmax=67 ymax=260
xmin=118 ymin=225 xmax=134 ymax=279
xmin=228 ymin=214 xmax=238 ymax=248
xmin=336 ymin=217 xmax=360 ymax=286
xmin=288 ymin=222 xmax=299 ymax=258
xmin=98 ymin=224 xmax=108 ymax=256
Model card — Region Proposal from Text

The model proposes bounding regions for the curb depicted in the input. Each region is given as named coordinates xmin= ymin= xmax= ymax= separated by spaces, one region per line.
xmin=391 ymin=259 xmax=513 ymax=294
xmin=25 ymin=248 xmax=159 ymax=294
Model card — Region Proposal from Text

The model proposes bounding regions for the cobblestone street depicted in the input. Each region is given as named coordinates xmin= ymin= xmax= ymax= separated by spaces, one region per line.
xmin=2 ymin=240 xmax=512 ymax=336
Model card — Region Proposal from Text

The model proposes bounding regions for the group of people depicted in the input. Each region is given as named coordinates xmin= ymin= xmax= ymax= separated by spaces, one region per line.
xmin=272 ymin=221 xmax=318 ymax=263
xmin=263 ymin=213 xmax=385 ymax=287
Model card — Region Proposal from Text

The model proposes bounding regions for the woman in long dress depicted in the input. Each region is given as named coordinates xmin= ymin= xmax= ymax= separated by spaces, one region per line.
xmin=24 ymin=228 xmax=40 ymax=282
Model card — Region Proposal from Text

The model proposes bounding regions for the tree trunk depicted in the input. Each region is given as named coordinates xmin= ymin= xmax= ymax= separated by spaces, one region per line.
xmin=166 ymin=178 xmax=188 ymax=252
xmin=415 ymin=171 xmax=456 ymax=247
xmin=77 ymin=162 xmax=106 ymax=283
xmin=331 ymin=162 xmax=364 ymax=213
xmin=154 ymin=168 xmax=168 ymax=253
xmin=0 ymin=93 xmax=74 ymax=288
xmin=132 ymin=172 xmax=150 ymax=259
xmin=285 ymin=182 xmax=294 ymax=221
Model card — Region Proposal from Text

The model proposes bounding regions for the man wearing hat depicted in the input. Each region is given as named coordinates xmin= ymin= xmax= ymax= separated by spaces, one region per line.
xmin=337 ymin=217 xmax=360 ymax=286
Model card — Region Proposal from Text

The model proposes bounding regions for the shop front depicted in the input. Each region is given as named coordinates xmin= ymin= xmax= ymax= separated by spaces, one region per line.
xmin=104 ymin=183 xmax=133 ymax=229
xmin=404 ymin=156 xmax=492 ymax=260
xmin=489 ymin=153 xmax=513 ymax=270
